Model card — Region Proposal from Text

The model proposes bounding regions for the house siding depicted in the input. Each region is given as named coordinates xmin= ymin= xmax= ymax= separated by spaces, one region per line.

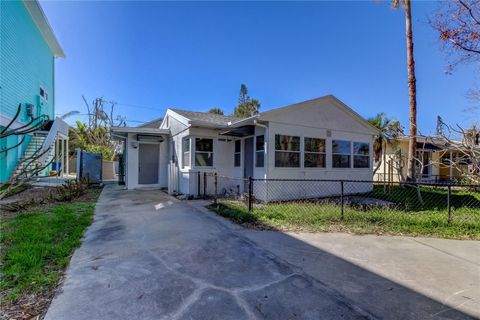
xmin=0 ymin=1 xmax=56 ymax=183
xmin=125 ymin=133 xmax=169 ymax=189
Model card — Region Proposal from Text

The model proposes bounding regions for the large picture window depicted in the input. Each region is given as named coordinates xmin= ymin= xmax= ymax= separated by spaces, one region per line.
xmin=275 ymin=134 xmax=300 ymax=167
xmin=256 ymin=135 xmax=265 ymax=167
xmin=182 ymin=138 xmax=190 ymax=168
xmin=304 ymin=137 xmax=326 ymax=168
xmin=332 ymin=140 xmax=351 ymax=168
xmin=234 ymin=140 xmax=241 ymax=167
xmin=195 ymin=138 xmax=213 ymax=167
xmin=353 ymin=142 xmax=370 ymax=168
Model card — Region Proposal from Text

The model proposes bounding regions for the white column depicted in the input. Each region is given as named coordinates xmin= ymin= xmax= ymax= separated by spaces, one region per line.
xmin=66 ymin=139 xmax=69 ymax=176
xmin=55 ymin=139 xmax=59 ymax=178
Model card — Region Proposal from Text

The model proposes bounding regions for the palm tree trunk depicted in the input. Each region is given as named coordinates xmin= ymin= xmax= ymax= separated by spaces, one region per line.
xmin=404 ymin=0 xmax=417 ymax=182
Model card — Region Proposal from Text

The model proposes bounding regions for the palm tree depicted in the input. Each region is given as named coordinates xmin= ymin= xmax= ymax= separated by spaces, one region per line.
xmin=392 ymin=0 xmax=418 ymax=181
xmin=367 ymin=113 xmax=403 ymax=175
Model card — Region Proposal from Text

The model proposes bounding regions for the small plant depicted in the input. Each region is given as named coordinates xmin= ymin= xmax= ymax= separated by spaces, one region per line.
xmin=55 ymin=178 xmax=90 ymax=202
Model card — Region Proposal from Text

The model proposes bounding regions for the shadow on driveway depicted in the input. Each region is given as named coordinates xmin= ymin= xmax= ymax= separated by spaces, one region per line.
xmin=45 ymin=185 xmax=478 ymax=320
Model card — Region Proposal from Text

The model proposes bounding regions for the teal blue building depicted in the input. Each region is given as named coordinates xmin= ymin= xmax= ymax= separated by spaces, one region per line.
xmin=0 ymin=0 xmax=65 ymax=183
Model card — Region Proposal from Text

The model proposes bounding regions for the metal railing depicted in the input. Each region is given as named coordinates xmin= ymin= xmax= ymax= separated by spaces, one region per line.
xmin=36 ymin=117 xmax=69 ymax=166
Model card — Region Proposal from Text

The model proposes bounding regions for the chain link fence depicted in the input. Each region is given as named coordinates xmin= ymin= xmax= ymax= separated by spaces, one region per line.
xmin=201 ymin=174 xmax=480 ymax=227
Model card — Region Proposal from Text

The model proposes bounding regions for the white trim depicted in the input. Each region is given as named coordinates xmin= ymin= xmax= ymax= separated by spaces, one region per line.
xmin=260 ymin=95 xmax=379 ymax=135
xmin=0 ymin=114 xmax=25 ymax=129
xmin=22 ymin=0 xmax=65 ymax=58
xmin=111 ymin=127 xmax=170 ymax=135
xmin=161 ymin=109 xmax=191 ymax=128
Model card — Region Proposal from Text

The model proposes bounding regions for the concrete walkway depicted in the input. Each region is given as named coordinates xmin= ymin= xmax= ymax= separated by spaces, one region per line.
xmin=45 ymin=186 xmax=479 ymax=320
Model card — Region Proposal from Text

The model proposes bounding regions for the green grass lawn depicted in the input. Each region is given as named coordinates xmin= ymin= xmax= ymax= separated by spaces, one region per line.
xmin=0 ymin=189 xmax=100 ymax=304
xmin=209 ymin=186 xmax=480 ymax=239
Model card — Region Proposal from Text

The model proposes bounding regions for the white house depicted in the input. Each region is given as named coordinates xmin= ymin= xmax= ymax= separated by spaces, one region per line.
xmin=111 ymin=95 xmax=379 ymax=201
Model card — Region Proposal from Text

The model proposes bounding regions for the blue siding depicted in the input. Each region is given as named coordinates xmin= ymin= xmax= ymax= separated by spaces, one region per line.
xmin=0 ymin=1 xmax=56 ymax=182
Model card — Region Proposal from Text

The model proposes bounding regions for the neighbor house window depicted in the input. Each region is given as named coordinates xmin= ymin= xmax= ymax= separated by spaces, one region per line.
xmin=304 ymin=137 xmax=326 ymax=168
xmin=332 ymin=140 xmax=351 ymax=168
xmin=275 ymin=134 xmax=300 ymax=167
xmin=353 ymin=142 xmax=370 ymax=168
xmin=182 ymin=138 xmax=190 ymax=168
xmin=256 ymin=135 xmax=265 ymax=167
xmin=195 ymin=138 xmax=213 ymax=167
xmin=234 ymin=140 xmax=241 ymax=167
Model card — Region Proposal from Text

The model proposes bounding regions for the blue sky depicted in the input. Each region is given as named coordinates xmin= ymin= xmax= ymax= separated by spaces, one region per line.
xmin=41 ymin=1 xmax=478 ymax=134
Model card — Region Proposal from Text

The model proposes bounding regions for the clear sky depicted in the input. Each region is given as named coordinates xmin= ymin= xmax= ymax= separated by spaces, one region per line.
xmin=41 ymin=0 xmax=478 ymax=134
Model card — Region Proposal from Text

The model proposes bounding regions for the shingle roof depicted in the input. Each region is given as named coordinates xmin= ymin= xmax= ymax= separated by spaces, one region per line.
xmin=170 ymin=109 xmax=240 ymax=126
xmin=138 ymin=118 xmax=163 ymax=128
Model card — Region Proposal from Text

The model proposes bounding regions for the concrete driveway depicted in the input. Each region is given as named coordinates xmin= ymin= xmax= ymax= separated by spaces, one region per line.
xmin=45 ymin=185 xmax=479 ymax=320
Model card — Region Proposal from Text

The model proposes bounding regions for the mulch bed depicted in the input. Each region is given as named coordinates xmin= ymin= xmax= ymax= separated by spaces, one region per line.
xmin=0 ymin=288 xmax=58 ymax=320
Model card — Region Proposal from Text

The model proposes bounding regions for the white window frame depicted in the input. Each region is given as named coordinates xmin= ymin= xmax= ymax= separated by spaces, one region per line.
xmin=182 ymin=137 xmax=190 ymax=169
xmin=304 ymin=137 xmax=326 ymax=168
xmin=194 ymin=137 xmax=214 ymax=167
xmin=39 ymin=86 xmax=48 ymax=102
xmin=255 ymin=135 xmax=265 ymax=168
xmin=332 ymin=140 xmax=351 ymax=169
xmin=234 ymin=140 xmax=241 ymax=167
xmin=353 ymin=141 xmax=370 ymax=169
xmin=274 ymin=134 xmax=301 ymax=168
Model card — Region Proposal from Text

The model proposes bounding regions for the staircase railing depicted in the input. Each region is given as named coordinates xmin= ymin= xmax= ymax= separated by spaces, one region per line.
xmin=36 ymin=117 xmax=69 ymax=166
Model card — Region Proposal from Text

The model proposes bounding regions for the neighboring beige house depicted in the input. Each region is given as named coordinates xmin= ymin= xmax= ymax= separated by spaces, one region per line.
xmin=112 ymin=95 xmax=379 ymax=201
xmin=374 ymin=135 xmax=474 ymax=183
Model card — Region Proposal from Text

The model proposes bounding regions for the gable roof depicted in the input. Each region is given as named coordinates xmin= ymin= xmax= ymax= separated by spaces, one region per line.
xmin=23 ymin=0 xmax=65 ymax=58
xmin=169 ymin=108 xmax=240 ymax=127
xmin=259 ymin=95 xmax=379 ymax=135
xmin=138 ymin=118 xmax=163 ymax=128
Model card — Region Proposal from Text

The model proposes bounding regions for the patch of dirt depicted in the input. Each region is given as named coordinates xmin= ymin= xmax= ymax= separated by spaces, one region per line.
xmin=0 ymin=187 xmax=101 ymax=220
xmin=1 ymin=292 xmax=52 ymax=320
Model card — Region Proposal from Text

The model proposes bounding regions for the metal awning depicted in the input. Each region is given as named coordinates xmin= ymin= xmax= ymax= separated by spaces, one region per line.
xmin=219 ymin=125 xmax=255 ymax=137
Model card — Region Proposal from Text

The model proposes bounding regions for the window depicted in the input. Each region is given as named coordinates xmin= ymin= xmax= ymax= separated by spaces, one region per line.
xmin=353 ymin=142 xmax=370 ymax=168
xmin=275 ymin=134 xmax=300 ymax=167
xmin=182 ymin=138 xmax=190 ymax=168
xmin=256 ymin=135 xmax=265 ymax=167
xmin=195 ymin=138 xmax=213 ymax=167
xmin=234 ymin=140 xmax=241 ymax=167
xmin=304 ymin=137 xmax=326 ymax=168
xmin=332 ymin=140 xmax=351 ymax=168
xmin=39 ymin=87 xmax=48 ymax=101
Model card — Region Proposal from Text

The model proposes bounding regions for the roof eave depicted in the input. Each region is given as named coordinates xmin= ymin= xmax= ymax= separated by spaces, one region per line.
xmin=23 ymin=0 xmax=65 ymax=58
xmin=111 ymin=127 xmax=170 ymax=135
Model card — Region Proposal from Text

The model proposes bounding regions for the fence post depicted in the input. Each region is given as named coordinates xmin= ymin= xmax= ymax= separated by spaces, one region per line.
xmin=447 ymin=184 xmax=452 ymax=223
xmin=340 ymin=180 xmax=344 ymax=220
xmin=248 ymin=176 xmax=253 ymax=213
xmin=203 ymin=172 xmax=207 ymax=200
xmin=214 ymin=172 xmax=218 ymax=205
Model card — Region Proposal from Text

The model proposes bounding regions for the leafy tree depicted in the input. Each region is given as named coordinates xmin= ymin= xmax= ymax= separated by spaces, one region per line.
xmin=367 ymin=113 xmax=404 ymax=175
xmin=233 ymin=84 xmax=261 ymax=118
xmin=68 ymin=96 xmax=125 ymax=161
xmin=430 ymin=0 xmax=480 ymax=73
xmin=208 ymin=108 xmax=224 ymax=115
xmin=391 ymin=0 xmax=418 ymax=181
